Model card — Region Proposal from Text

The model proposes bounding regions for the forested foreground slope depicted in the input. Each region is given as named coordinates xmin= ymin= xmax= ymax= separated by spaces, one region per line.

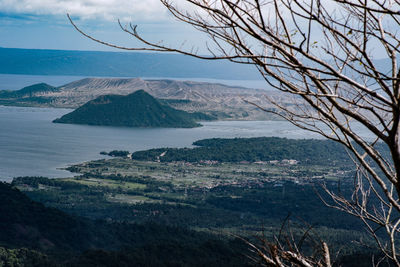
xmin=3 ymin=137 xmax=390 ymax=266
xmin=0 ymin=182 xmax=251 ymax=266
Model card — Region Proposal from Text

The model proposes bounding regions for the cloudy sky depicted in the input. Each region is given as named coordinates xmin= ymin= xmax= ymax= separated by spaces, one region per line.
xmin=0 ymin=0 xmax=200 ymax=51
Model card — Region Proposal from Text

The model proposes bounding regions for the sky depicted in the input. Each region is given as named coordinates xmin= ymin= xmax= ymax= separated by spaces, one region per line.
xmin=0 ymin=0 xmax=390 ymax=59
xmin=0 ymin=0 xmax=202 ymax=51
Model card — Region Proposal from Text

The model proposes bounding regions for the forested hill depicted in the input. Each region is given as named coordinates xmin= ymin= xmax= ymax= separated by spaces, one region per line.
xmin=53 ymin=90 xmax=205 ymax=128
xmin=131 ymin=137 xmax=353 ymax=166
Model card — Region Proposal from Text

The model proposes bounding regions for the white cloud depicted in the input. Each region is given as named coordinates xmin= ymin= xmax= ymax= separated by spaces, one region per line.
xmin=0 ymin=0 xmax=174 ymax=21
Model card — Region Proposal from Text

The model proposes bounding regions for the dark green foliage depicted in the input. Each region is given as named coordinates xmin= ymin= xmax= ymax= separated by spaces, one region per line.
xmin=0 ymin=181 xmax=251 ymax=266
xmin=106 ymin=150 xmax=130 ymax=157
xmin=65 ymin=238 xmax=250 ymax=267
xmin=12 ymin=176 xmax=364 ymax=242
xmin=336 ymin=253 xmax=395 ymax=267
xmin=11 ymin=175 xmax=376 ymax=264
xmin=0 ymin=247 xmax=55 ymax=267
xmin=205 ymin=182 xmax=362 ymax=230
xmin=132 ymin=137 xmax=352 ymax=166
xmin=53 ymin=90 xmax=201 ymax=128
xmin=0 ymin=181 xmax=123 ymax=252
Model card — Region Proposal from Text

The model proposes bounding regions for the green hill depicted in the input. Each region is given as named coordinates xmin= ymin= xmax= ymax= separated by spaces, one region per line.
xmin=53 ymin=90 xmax=203 ymax=128
xmin=0 ymin=83 xmax=57 ymax=98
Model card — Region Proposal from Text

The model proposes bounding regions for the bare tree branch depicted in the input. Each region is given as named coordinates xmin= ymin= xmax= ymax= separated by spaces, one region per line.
xmin=68 ymin=0 xmax=400 ymax=264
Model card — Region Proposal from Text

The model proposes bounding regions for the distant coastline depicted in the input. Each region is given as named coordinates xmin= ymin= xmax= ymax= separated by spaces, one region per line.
xmin=0 ymin=47 xmax=262 ymax=80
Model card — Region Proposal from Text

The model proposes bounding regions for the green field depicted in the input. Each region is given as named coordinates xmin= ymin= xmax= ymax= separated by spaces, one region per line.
xmin=67 ymin=158 xmax=351 ymax=190
xmin=64 ymin=177 xmax=147 ymax=190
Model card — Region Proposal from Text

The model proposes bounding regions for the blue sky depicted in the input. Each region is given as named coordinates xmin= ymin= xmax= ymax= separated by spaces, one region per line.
xmin=0 ymin=0 xmax=201 ymax=51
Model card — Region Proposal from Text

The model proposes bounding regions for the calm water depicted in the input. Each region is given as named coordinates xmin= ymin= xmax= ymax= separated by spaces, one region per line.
xmin=0 ymin=73 xmax=268 ymax=181
xmin=0 ymin=105 xmax=325 ymax=181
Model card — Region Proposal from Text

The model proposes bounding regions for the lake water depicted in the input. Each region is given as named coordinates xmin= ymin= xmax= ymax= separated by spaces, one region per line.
xmin=0 ymin=74 xmax=374 ymax=181
xmin=0 ymin=73 xmax=268 ymax=181
xmin=0 ymin=105 xmax=327 ymax=181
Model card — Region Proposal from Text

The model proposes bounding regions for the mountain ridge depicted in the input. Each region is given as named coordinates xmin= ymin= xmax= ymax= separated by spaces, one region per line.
xmin=0 ymin=77 xmax=283 ymax=120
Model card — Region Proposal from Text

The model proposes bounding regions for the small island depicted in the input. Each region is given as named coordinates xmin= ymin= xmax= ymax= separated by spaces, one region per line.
xmin=53 ymin=90 xmax=204 ymax=128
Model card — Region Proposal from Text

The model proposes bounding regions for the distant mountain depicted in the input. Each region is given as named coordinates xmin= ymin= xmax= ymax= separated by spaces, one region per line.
xmin=46 ymin=77 xmax=272 ymax=109
xmin=0 ymin=83 xmax=57 ymax=98
xmin=0 ymin=77 xmax=283 ymax=120
xmin=0 ymin=83 xmax=59 ymax=106
xmin=53 ymin=90 xmax=202 ymax=128
xmin=0 ymin=47 xmax=260 ymax=80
